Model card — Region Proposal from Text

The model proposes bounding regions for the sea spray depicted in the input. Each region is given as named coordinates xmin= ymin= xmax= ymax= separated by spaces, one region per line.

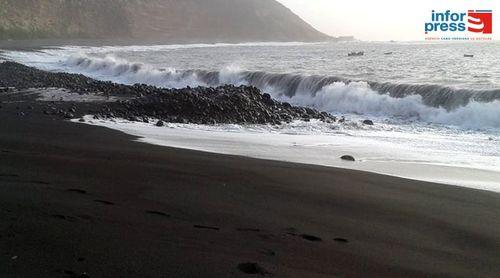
xmin=59 ymin=54 xmax=500 ymax=129
xmin=3 ymin=48 xmax=500 ymax=129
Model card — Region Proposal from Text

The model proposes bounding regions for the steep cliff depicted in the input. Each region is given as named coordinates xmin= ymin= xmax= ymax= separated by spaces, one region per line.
xmin=0 ymin=0 xmax=331 ymax=42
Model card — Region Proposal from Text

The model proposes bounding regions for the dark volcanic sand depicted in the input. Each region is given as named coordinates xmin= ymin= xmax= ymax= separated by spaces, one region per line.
xmin=1 ymin=72 xmax=500 ymax=277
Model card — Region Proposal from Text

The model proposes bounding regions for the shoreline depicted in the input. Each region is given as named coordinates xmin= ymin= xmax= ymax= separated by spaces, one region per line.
xmin=1 ymin=97 xmax=500 ymax=277
xmin=1 ymin=61 xmax=498 ymax=192
xmin=0 ymin=38 xmax=329 ymax=51
xmin=78 ymin=116 xmax=500 ymax=193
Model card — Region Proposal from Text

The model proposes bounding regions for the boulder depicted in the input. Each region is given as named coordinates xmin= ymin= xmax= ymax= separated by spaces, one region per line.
xmin=262 ymin=93 xmax=274 ymax=105
xmin=362 ymin=119 xmax=374 ymax=125
xmin=340 ymin=155 xmax=355 ymax=162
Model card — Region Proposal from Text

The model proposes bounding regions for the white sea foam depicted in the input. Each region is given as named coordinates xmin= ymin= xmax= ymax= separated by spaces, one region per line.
xmin=57 ymin=41 xmax=321 ymax=53
xmin=16 ymin=52 xmax=499 ymax=130
xmin=3 ymin=48 xmax=500 ymax=130
xmin=270 ymin=81 xmax=500 ymax=129
xmin=74 ymin=116 xmax=500 ymax=193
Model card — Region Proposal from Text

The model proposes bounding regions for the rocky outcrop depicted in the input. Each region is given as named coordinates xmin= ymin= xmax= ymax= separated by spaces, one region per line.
xmin=362 ymin=119 xmax=374 ymax=125
xmin=102 ymin=85 xmax=334 ymax=125
xmin=0 ymin=0 xmax=331 ymax=42
xmin=0 ymin=62 xmax=336 ymax=125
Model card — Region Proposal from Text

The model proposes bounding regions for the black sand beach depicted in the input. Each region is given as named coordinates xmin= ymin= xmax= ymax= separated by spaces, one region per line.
xmin=1 ymin=65 xmax=500 ymax=277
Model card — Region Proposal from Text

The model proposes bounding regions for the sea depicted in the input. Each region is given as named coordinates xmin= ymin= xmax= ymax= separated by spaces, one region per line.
xmin=2 ymin=41 xmax=500 ymax=191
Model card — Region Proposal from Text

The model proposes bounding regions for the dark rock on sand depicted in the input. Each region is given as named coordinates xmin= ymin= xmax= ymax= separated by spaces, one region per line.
xmin=238 ymin=262 xmax=270 ymax=275
xmin=362 ymin=119 xmax=374 ymax=125
xmin=341 ymin=155 xmax=356 ymax=162
xmin=155 ymin=120 xmax=165 ymax=127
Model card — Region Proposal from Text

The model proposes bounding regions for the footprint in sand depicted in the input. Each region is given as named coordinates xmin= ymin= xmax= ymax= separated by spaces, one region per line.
xmin=193 ymin=225 xmax=219 ymax=231
xmin=333 ymin=238 xmax=349 ymax=243
xmin=283 ymin=228 xmax=322 ymax=242
xmin=300 ymin=234 xmax=322 ymax=242
xmin=63 ymin=270 xmax=76 ymax=276
xmin=237 ymin=228 xmax=261 ymax=232
xmin=93 ymin=200 xmax=114 ymax=205
xmin=66 ymin=189 xmax=87 ymax=194
xmin=52 ymin=214 xmax=78 ymax=222
xmin=238 ymin=262 xmax=270 ymax=275
xmin=261 ymin=249 xmax=276 ymax=257
xmin=61 ymin=270 xmax=90 ymax=277
xmin=0 ymin=173 xmax=19 ymax=178
xmin=283 ymin=227 xmax=298 ymax=236
xmin=76 ymin=214 xmax=93 ymax=220
xmin=258 ymin=234 xmax=275 ymax=240
xmin=145 ymin=210 xmax=170 ymax=217
xmin=29 ymin=180 xmax=50 ymax=185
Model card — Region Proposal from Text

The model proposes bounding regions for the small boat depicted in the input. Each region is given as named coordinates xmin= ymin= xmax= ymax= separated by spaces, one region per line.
xmin=384 ymin=52 xmax=393 ymax=55
xmin=464 ymin=54 xmax=474 ymax=58
xmin=348 ymin=51 xmax=364 ymax=57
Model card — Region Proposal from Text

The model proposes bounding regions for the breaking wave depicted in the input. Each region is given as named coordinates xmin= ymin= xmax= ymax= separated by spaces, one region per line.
xmin=63 ymin=54 xmax=500 ymax=129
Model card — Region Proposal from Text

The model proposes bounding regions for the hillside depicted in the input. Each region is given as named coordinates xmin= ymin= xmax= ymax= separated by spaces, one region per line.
xmin=0 ymin=0 xmax=332 ymax=42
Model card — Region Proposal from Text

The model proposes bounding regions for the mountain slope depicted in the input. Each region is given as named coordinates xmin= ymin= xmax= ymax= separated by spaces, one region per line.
xmin=0 ymin=0 xmax=331 ymax=42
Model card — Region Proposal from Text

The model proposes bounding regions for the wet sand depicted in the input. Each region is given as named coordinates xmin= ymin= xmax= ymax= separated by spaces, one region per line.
xmin=1 ymin=98 xmax=500 ymax=277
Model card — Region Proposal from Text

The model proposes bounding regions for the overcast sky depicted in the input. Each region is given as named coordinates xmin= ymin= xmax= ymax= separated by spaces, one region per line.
xmin=276 ymin=0 xmax=499 ymax=41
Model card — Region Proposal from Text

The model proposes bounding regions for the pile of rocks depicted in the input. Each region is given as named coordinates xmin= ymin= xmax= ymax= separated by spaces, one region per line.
xmin=0 ymin=61 xmax=138 ymax=97
xmin=0 ymin=62 xmax=336 ymax=125
xmin=95 ymin=85 xmax=335 ymax=125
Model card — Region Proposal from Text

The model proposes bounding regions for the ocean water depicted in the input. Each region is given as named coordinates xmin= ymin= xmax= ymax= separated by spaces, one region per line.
xmin=2 ymin=41 xmax=500 ymax=191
